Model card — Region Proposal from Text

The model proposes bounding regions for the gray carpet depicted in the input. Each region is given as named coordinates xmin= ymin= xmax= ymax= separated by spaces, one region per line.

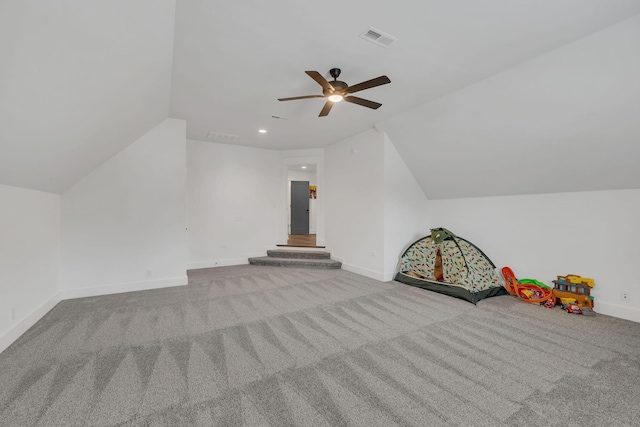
xmin=1 ymin=265 xmax=640 ymax=426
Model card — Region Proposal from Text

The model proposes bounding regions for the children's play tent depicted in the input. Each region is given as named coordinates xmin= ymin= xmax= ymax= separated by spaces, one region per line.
xmin=395 ymin=228 xmax=506 ymax=303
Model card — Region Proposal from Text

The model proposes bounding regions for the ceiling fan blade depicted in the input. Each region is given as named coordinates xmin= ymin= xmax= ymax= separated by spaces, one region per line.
xmin=344 ymin=96 xmax=382 ymax=109
xmin=345 ymin=75 xmax=391 ymax=94
xmin=319 ymin=101 xmax=334 ymax=117
xmin=278 ymin=95 xmax=325 ymax=101
xmin=306 ymin=71 xmax=335 ymax=93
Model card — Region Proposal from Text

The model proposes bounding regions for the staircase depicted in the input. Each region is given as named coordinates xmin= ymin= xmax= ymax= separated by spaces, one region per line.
xmin=248 ymin=249 xmax=342 ymax=269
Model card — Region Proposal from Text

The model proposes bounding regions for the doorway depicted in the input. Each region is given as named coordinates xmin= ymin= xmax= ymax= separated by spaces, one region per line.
xmin=281 ymin=164 xmax=323 ymax=248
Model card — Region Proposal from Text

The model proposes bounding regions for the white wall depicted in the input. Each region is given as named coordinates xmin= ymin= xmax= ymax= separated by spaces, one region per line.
xmin=325 ymin=129 xmax=385 ymax=280
xmin=0 ymin=185 xmax=60 ymax=353
xmin=61 ymin=118 xmax=187 ymax=297
xmin=383 ymin=134 xmax=430 ymax=280
xmin=427 ymin=189 xmax=640 ymax=322
xmin=187 ymin=140 xmax=284 ymax=269
xmin=288 ymin=170 xmax=317 ymax=234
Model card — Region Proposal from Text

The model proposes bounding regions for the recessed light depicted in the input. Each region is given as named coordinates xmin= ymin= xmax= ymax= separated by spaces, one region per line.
xmin=301 ymin=166 xmax=307 ymax=169
xmin=258 ymin=129 xmax=267 ymax=133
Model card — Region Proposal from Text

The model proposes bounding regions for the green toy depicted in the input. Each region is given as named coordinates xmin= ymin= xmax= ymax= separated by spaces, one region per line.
xmin=518 ymin=279 xmax=551 ymax=290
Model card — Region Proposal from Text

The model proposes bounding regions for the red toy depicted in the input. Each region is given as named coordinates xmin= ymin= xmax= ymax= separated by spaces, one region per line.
xmin=501 ymin=267 xmax=553 ymax=305
xmin=565 ymin=303 xmax=582 ymax=314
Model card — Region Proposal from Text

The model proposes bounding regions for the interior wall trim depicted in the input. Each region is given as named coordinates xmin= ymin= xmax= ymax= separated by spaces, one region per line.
xmin=0 ymin=292 xmax=61 ymax=354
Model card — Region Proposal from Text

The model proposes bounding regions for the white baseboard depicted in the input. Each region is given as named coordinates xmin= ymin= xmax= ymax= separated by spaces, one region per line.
xmin=187 ymin=258 xmax=248 ymax=270
xmin=595 ymin=301 xmax=640 ymax=324
xmin=60 ymin=276 xmax=188 ymax=300
xmin=383 ymin=271 xmax=397 ymax=282
xmin=341 ymin=263 xmax=385 ymax=282
xmin=0 ymin=292 xmax=61 ymax=354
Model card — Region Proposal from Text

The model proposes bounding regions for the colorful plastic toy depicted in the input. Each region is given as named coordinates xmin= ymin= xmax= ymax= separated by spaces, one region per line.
xmin=565 ymin=302 xmax=582 ymax=314
xmin=564 ymin=275 xmax=595 ymax=288
xmin=552 ymin=274 xmax=595 ymax=309
xmin=519 ymin=278 xmax=551 ymax=290
xmin=501 ymin=267 xmax=553 ymax=305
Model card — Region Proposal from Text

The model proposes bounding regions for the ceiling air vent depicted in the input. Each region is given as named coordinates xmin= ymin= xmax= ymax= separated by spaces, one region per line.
xmin=359 ymin=27 xmax=397 ymax=48
xmin=271 ymin=115 xmax=289 ymax=120
xmin=207 ymin=131 xmax=239 ymax=144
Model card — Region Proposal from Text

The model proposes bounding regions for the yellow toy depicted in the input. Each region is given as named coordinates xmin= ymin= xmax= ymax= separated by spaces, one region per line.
xmin=553 ymin=274 xmax=595 ymax=309
xmin=563 ymin=274 xmax=595 ymax=288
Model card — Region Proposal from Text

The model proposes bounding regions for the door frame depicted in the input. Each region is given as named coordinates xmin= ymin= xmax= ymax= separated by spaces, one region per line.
xmin=280 ymin=154 xmax=325 ymax=246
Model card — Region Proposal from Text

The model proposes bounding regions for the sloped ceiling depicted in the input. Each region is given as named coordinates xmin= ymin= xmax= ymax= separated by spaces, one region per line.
xmin=2 ymin=0 xmax=640 ymax=197
xmin=170 ymin=0 xmax=640 ymax=198
xmin=169 ymin=0 xmax=640 ymax=149
xmin=378 ymin=14 xmax=640 ymax=199
xmin=0 ymin=0 xmax=176 ymax=193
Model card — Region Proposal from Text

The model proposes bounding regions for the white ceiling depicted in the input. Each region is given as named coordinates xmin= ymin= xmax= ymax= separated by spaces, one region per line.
xmin=2 ymin=0 xmax=640 ymax=196
xmin=169 ymin=0 xmax=640 ymax=152
xmin=288 ymin=164 xmax=317 ymax=173
xmin=0 ymin=0 xmax=176 ymax=193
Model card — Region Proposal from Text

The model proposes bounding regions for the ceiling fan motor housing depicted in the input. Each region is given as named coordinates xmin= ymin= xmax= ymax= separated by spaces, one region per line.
xmin=324 ymin=80 xmax=347 ymax=96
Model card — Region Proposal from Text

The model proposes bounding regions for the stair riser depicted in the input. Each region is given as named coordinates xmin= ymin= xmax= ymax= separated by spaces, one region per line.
xmin=266 ymin=250 xmax=330 ymax=259
xmin=249 ymin=257 xmax=341 ymax=269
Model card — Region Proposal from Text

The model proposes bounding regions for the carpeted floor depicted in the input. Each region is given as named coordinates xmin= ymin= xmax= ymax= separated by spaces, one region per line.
xmin=1 ymin=265 xmax=640 ymax=426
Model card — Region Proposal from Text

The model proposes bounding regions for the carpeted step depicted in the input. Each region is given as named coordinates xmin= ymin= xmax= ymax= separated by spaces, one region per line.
xmin=248 ymin=256 xmax=342 ymax=269
xmin=266 ymin=249 xmax=331 ymax=259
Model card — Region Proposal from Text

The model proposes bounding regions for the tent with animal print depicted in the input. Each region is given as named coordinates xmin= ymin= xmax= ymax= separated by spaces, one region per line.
xmin=395 ymin=228 xmax=506 ymax=304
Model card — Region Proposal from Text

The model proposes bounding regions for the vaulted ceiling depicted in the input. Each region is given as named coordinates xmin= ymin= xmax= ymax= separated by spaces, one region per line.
xmin=2 ymin=0 xmax=640 ymax=197
xmin=0 ymin=1 xmax=176 ymax=193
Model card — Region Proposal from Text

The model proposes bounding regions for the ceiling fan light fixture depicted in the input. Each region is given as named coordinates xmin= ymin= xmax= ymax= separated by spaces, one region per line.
xmin=278 ymin=69 xmax=390 ymax=116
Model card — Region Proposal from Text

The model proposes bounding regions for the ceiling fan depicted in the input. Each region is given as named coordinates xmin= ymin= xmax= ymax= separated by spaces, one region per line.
xmin=278 ymin=68 xmax=391 ymax=117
